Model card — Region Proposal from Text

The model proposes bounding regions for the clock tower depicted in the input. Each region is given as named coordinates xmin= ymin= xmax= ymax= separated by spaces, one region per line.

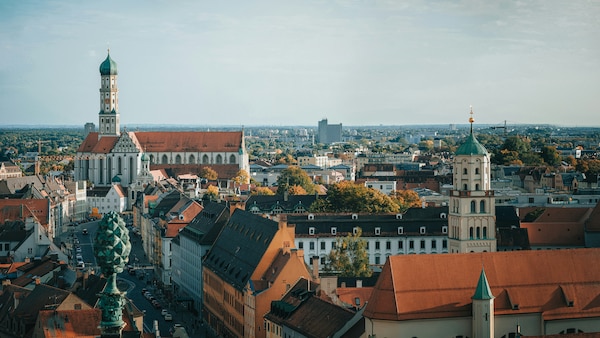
xmin=98 ymin=49 xmax=120 ymax=137
xmin=448 ymin=107 xmax=496 ymax=253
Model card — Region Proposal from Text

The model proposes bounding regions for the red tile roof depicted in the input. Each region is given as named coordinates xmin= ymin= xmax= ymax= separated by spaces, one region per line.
xmin=519 ymin=207 xmax=592 ymax=246
xmin=364 ymin=249 xmax=600 ymax=321
xmin=135 ymin=131 xmax=242 ymax=153
xmin=77 ymin=133 xmax=119 ymax=153
xmin=37 ymin=308 xmax=101 ymax=337
xmin=0 ymin=200 xmax=49 ymax=225
xmin=586 ymin=202 xmax=600 ymax=232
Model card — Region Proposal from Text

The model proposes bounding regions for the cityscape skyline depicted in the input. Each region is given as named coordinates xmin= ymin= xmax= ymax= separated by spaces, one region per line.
xmin=1 ymin=1 xmax=599 ymax=127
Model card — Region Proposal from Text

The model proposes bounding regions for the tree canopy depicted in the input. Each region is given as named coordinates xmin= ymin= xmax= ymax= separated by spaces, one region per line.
xmin=201 ymin=167 xmax=218 ymax=181
xmin=232 ymin=169 xmax=249 ymax=185
xmin=309 ymin=181 xmax=400 ymax=213
xmin=390 ymin=190 xmax=423 ymax=212
xmin=324 ymin=228 xmax=372 ymax=277
xmin=276 ymin=166 xmax=316 ymax=195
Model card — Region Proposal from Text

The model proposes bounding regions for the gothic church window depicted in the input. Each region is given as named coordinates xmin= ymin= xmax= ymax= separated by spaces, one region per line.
xmin=480 ymin=200 xmax=485 ymax=213
xmin=189 ymin=155 xmax=195 ymax=164
xmin=216 ymin=154 xmax=223 ymax=164
xmin=162 ymin=155 xmax=168 ymax=164
xmin=175 ymin=155 xmax=182 ymax=164
xmin=230 ymin=154 xmax=236 ymax=164
xmin=203 ymin=155 xmax=209 ymax=164
xmin=470 ymin=201 xmax=476 ymax=213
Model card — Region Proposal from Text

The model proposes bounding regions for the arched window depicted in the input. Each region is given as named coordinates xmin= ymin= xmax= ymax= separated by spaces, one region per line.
xmin=216 ymin=154 xmax=223 ymax=164
xmin=475 ymin=183 xmax=480 ymax=191
xmin=463 ymin=168 xmax=467 ymax=175
xmin=476 ymin=227 xmax=481 ymax=239
xmin=175 ymin=154 xmax=182 ymax=164
xmin=202 ymin=155 xmax=209 ymax=164
xmin=189 ymin=155 xmax=195 ymax=164
xmin=150 ymin=155 xmax=155 ymax=164
xmin=475 ymin=168 xmax=480 ymax=174
xmin=470 ymin=201 xmax=476 ymax=213
xmin=230 ymin=154 xmax=236 ymax=164
xmin=118 ymin=157 xmax=122 ymax=175
xmin=161 ymin=155 xmax=168 ymax=164
xmin=480 ymin=200 xmax=486 ymax=213
xmin=464 ymin=184 xmax=468 ymax=191
xmin=469 ymin=227 xmax=474 ymax=239
xmin=107 ymin=157 xmax=112 ymax=182
xmin=483 ymin=226 xmax=488 ymax=239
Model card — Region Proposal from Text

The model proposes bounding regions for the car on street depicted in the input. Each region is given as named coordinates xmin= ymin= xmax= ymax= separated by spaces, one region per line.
xmin=164 ymin=313 xmax=172 ymax=321
xmin=76 ymin=246 xmax=82 ymax=253
xmin=82 ymin=229 xmax=89 ymax=235
xmin=161 ymin=309 xmax=169 ymax=316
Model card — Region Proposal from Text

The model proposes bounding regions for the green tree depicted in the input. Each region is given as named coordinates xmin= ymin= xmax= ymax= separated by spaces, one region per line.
xmin=276 ymin=166 xmax=316 ymax=195
xmin=324 ymin=228 xmax=372 ymax=277
xmin=201 ymin=167 xmax=218 ymax=181
xmin=309 ymin=181 xmax=400 ymax=213
xmin=540 ymin=146 xmax=561 ymax=166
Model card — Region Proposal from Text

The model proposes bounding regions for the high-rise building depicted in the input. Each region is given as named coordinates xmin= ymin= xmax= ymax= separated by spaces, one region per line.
xmin=317 ymin=118 xmax=342 ymax=144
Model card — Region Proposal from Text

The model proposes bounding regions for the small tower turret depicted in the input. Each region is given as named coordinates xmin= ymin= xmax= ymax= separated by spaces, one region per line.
xmin=472 ymin=268 xmax=495 ymax=338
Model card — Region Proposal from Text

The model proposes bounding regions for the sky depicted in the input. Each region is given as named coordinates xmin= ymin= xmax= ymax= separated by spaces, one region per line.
xmin=1 ymin=0 xmax=599 ymax=127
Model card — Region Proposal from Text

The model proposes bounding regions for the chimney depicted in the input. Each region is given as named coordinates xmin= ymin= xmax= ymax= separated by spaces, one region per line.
xmin=356 ymin=279 xmax=363 ymax=288
xmin=311 ymin=255 xmax=319 ymax=280
xmin=284 ymin=190 xmax=289 ymax=202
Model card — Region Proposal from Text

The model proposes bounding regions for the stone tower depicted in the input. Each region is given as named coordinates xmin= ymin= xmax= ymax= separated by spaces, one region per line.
xmin=94 ymin=211 xmax=131 ymax=337
xmin=448 ymin=107 xmax=497 ymax=253
xmin=98 ymin=50 xmax=120 ymax=137
xmin=472 ymin=268 xmax=495 ymax=338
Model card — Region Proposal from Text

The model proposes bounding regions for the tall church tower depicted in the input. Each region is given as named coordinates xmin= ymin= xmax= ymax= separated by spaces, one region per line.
xmin=472 ymin=268 xmax=495 ymax=338
xmin=98 ymin=50 xmax=120 ymax=137
xmin=448 ymin=108 xmax=496 ymax=253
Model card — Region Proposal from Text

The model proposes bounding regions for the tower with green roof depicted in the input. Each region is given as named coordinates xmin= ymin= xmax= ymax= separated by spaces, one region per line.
xmin=98 ymin=49 xmax=120 ymax=138
xmin=448 ymin=107 xmax=497 ymax=253
xmin=472 ymin=268 xmax=495 ymax=338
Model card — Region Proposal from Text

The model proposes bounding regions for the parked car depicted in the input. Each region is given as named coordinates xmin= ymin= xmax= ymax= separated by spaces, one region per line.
xmin=164 ymin=313 xmax=173 ymax=321
xmin=152 ymin=300 xmax=161 ymax=309
xmin=82 ymin=229 xmax=89 ymax=235
xmin=161 ymin=309 xmax=169 ymax=316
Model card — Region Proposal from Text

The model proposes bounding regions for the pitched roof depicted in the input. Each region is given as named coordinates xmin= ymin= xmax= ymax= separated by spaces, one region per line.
xmin=134 ymin=131 xmax=243 ymax=153
xmin=77 ymin=133 xmax=119 ymax=153
xmin=203 ymin=209 xmax=279 ymax=291
xmin=181 ymin=202 xmax=230 ymax=245
xmin=519 ymin=207 xmax=591 ymax=246
xmin=364 ymin=248 xmax=600 ymax=321
xmin=37 ymin=308 xmax=101 ymax=337
xmin=472 ymin=269 xmax=494 ymax=300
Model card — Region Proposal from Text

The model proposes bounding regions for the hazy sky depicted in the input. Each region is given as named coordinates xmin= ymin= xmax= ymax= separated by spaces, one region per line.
xmin=1 ymin=0 xmax=599 ymax=127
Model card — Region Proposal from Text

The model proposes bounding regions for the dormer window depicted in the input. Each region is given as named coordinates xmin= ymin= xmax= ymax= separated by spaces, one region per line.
xmin=375 ymin=227 xmax=381 ymax=236
xmin=309 ymin=227 xmax=315 ymax=235
xmin=442 ymin=226 xmax=448 ymax=234
xmin=397 ymin=227 xmax=404 ymax=235
xmin=420 ymin=226 xmax=426 ymax=235
xmin=353 ymin=227 xmax=359 ymax=235
xmin=331 ymin=227 xmax=337 ymax=235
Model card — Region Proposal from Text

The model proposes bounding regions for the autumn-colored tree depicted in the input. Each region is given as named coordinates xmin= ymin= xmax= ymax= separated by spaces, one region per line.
xmin=232 ymin=169 xmax=249 ymax=185
xmin=324 ymin=228 xmax=372 ymax=277
xmin=390 ymin=190 xmax=422 ymax=213
xmin=288 ymin=185 xmax=307 ymax=195
xmin=201 ymin=167 xmax=218 ymax=181
xmin=576 ymin=158 xmax=600 ymax=176
xmin=276 ymin=166 xmax=316 ymax=195
xmin=308 ymin=181 xmax=399 ymax=213
xmin=203 ymin=185 xmax=219 ymax=201
xmin=252 ymin=187 xmax=275 ymax=196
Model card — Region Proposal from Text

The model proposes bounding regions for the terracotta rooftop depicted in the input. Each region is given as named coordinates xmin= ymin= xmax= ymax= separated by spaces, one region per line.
xmin=364 ymin=248 xmax=600 ymax=322
xmin=586 ymin=201 xmax=600 ymax=232
xmin=77 ymin=133 xmax=119 ymax=153
xmin=518 ymin=207 xmax=592 ymax=247
xmin=37 ymin=308 xmax=101 ymax=337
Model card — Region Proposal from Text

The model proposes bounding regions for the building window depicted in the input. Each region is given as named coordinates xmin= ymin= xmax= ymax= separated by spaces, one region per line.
xmin=375 ymin=227 xmax=381 ymax=236
xmin=353 ymin=227 xmax=359 ymax=235
xmin=386 ymin=241 xmax=391 ymax=250
xmin=375 ymin=241 xmax=380 ymax=250
xmin=398 ymin=241 xmax=403 ymax=249
xmin=442 ymin=240 xmax=447 ymax=248
xmin=471 ymin=200 xmax=476 ymax=213
xmin=442 ymin=226 xmax=448 ymax=234
xmin=398 ymin=227 xmax=404 ymax=235
xmin=420 ymin=226 xmax=426 ymax=234
xmin=470 ymin=227 xmax=474 ymax=239
xmin=332 ymin=242 xmax=337 ymax=249
xmin=409 ymin=240 xmax=414 ymax=249
xmin=432 ymin=240 xmax=437 ymax=249
xmin=320 ymin=242 xmax=325 ymax=250
xmin=480 ymin=200 xmax=486 ymax=213
xmin=331 ymin=227 xmax=337 ymax=235
xmin=298 ymin=242 xmax=303 ymax=249
xmin=309 ymin=227 xmax=315 ymax=235
xmin=309 ymin=242 xmax=315 ymax=250
xmin=229 ymin=154 xmax=236 ymax=164
xmin=216 ymin=154 xmax=223 ymax=164
xmin=463 ymin=168 xmax=467 ymax=175
xmin=420 ymin=240 xmax=425 ymax=249
xmin=483 ymin=226 xmax=488 ymax=239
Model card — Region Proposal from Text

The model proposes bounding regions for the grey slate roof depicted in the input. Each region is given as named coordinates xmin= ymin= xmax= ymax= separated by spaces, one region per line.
xmin=203 ymin=209 xmax=279 ymax=291
xmin=245 ymin=194 xmax=318 ymax=213
xmin=181 ymin=201 xmax=230 ymax=245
